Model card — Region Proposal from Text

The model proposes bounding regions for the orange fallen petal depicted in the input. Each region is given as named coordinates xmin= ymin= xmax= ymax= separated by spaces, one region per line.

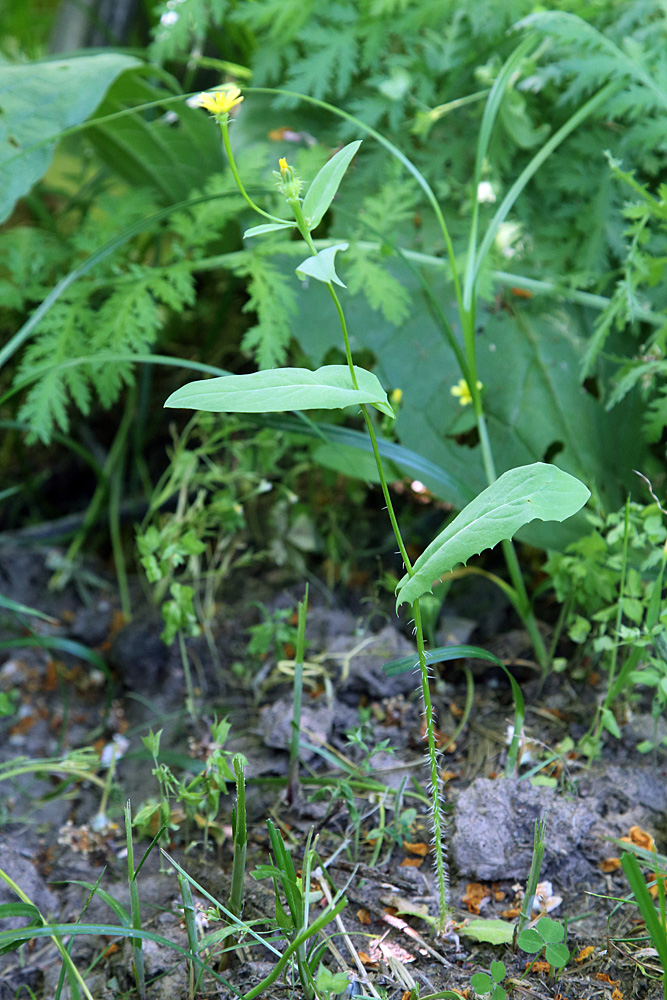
xmin=528 ymin=960 xmax=551 ymax=974
xmin=600 ymin=858 xmax=621 ymax=872
xmin=628 ymin=825 xmax=655 ymax=851
xmin=461 ymin=882 xmax=491 ymax=914
xmin=501 ymin=908 xmax=521 ymax=919
xmin=647 ymin=878 xmax=667 ymax=898
xmin=403 ymin=841 xmax=429 ymax=856
xmin=400 ymin=856 xmax=424 ymax=868
xmin=575 ymin=945 xmax=595 ymax=962
xmin=356 ymin=908 xmax=371 ymax=925
xmin=611 ymin=990 xmax=623 ymax=1000
xmin=596 ymin=973 xmax=620 ymax=984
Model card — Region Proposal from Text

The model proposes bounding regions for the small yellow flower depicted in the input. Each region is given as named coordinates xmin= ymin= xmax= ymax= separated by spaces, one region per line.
xmin=450 ymin=378 xmax=482 ymax=406
xmin=196 ymin=86 xmax=244 ymax=117
xmin=278 ymin=156 xmax=289 ymax=175
xmin=390 ymin=388 xmax=403 ymax=406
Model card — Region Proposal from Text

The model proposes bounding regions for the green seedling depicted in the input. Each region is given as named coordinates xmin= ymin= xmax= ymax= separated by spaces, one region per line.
xmin=165 ymin=89 xmax=589 ymax=930
xmin=471 ymin=960 xmax=507 ymax=1000
xmin=228 ymin=753 xmax=247 ymax=941
xmin=518 ymin=916 xmax=570 ymax=973
xmin=249 ymin=819 xmax=347 ymax=1000
xmin=125 ymin=800 xmax=146 ymax=1000
xmin=517 ymin=819 xmax=547 ymax=936
xmin=247 ymin=603 xmax=301 ymax=662
xmin=315 ymin=964 xmax=350 ymax=999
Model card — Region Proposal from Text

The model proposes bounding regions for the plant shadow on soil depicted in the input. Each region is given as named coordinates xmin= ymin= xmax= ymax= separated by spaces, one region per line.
xmin=0 ymin=545 xmax=666 ymax=1000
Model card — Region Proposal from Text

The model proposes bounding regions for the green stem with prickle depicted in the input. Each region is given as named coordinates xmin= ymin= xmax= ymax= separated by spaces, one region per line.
xmin=221 ymin=136 xmax=451 ymax=927
xmin=327 ymin=278 xmax=451 ymax=928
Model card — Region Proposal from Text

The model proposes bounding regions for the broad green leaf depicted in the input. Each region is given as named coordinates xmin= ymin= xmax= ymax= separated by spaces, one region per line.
xmin=302 ymin=140 xmax=362 ymax=229
xmin=0 ymin=53 xmax=140 ymax=222
xmin=534 ymin=917 xmax=565 ymax=943
xmin=164 ymin=364 xmax=391 ymax=414
xmin=313 ymin=442 xmax=385 ymax=483
xmin=250 ymin=413 xmax=472 ymax=500
xmin=244 ymin=222 xmax=294 ymax=237
xmin=296 ymin=244 xmax=348 ymax=287
xmin=490 ymin=960 xmax=507 ymax=980
xmin=395 ymin=463 xmax=590 ymax=610
xmin=545 ymin=942 xmax=570 ymax=968
xmin=284 ymin=257 xmax=645 ymax=543
xmin=461 ymin=919 xmax=515 ymax=945
xmin=517 ymin=928 xmax=544 ymax=953
xmin=470 ymin=973 xmax=494 ymax=991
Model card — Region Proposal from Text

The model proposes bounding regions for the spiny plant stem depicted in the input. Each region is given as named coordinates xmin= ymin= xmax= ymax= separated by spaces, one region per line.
xmin=413 ymin=599 xmax=449 ymax=924
xmin=327 ymin=284 xmax=450 ymax=928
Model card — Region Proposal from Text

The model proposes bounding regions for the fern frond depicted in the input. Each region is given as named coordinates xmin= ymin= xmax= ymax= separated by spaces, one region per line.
xmin=345 ymin=248 xmax=411 ymax=325
xmin=644 ymin=381 xmax=667 ymax=442
xmin=231 ymin=252 xmax=297 ymax=369
xmin=285 ymin=22 xmax=358 ymax=101
xmin=15 ymin=264 xmax=196 ymax=443
xmin=150 ymin=0 xmax=228 ymax=62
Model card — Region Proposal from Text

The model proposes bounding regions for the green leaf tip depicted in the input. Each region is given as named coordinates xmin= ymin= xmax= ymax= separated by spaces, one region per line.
xmin=302 ymin=140 xmax=362 ymax=230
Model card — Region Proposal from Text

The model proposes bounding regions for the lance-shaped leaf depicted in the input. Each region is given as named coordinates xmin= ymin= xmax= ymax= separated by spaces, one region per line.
xmin=244 ymin=222 xmax=294 ymax=238
xmin=302 ymin=140 xmax=362 ymax=230
xmin=296 ymin=244 xmax=348 ymax=287
xmin=165 ymin=364 xmax=393 ymax=415
xmin=395 ymin=463 xmax=590 ymax=610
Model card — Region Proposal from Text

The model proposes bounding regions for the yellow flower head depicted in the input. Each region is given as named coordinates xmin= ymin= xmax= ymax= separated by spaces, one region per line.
xmin=450 ymin=378 xmax=482 ymax=406
xmin=196 ymin=86 xmax=244 ymax=117
xmin=390 ymin=387 xmax=403 ymax=406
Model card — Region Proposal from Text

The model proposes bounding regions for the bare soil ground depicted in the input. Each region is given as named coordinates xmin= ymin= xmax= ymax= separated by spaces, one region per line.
xmin=1 ymin=545 xmax=666 ymax=1000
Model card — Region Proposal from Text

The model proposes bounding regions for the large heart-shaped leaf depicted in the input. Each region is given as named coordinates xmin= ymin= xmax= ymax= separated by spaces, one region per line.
xmin=0 ymin=53 xmax=140 ymax=223
xmin=164 ymin=364 xmax=393 ymax=414
xmin=302 ymin=141 xmax=362 ymax=230
xmin=395 ymin=463 xmax=590 ymax=609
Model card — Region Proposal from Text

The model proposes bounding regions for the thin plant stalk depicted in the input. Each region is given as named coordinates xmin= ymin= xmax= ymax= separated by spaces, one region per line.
xmin=228 ymin=754 xmax=247 ymax=927
xmin=177 ymin=629 xmax=197 ymax=720
xmin=125 ymin=801 xmax=147 ymax=1000
xmin=176 ymin=867 xmax=204 ymax=1000
xmin=288 ymin=586 xmax=309 ymax=804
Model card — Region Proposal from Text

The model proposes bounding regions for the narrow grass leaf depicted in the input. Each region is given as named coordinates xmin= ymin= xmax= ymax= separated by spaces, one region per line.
xmin=621 ymin=852 xmax=667 ymax=975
